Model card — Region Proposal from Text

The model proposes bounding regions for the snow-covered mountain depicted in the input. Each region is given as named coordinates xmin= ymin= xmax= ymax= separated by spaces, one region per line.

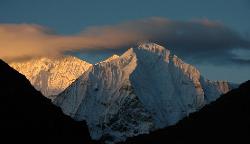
xmin=53 ymin=43 xmax=234 ymax=143
xmin=10 ymin=56 xmax=92 ymax=98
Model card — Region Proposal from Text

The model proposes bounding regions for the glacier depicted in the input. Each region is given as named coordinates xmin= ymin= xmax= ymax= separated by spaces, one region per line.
xmin=53 ymin=43 xmax=234 ymax=143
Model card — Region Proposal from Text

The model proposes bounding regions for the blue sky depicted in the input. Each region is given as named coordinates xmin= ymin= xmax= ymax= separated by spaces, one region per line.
xmin=0 ymin=0 xmax=250 ymax=83
xmin=1 ymin=0 xmax=250 ymax=34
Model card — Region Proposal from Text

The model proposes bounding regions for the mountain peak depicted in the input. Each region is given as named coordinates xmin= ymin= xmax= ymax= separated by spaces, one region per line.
xmin=99 ymin=54 xmax=120 ymax=64
xmin=54 ymin=43 xmax=234 ymax=143
xmin=10 ymin=56 xmax=92 ymax=97
xmin=133 ymin=42 xmax=171 ymax=62
xmin=137 ymin=42 xmax=166 ymax=51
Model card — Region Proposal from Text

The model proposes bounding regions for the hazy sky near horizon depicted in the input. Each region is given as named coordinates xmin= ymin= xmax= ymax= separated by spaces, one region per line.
xmin=0 ymin=0 xmax=250 ymax=83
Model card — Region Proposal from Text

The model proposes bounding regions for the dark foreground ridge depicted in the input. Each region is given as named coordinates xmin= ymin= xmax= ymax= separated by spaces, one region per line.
xmin=122 ymin=80 xmax=250 ymax=143
xmin=0 ymin=59 xmax=93 ymax=144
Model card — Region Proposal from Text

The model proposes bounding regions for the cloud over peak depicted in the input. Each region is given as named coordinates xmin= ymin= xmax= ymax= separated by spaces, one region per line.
xmin=0 ymin=17 xmax=249 ymax=65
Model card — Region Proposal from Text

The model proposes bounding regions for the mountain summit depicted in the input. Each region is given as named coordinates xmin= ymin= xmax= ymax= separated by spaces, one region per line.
xmin=54 ymin=43 xmax=234 ymax=143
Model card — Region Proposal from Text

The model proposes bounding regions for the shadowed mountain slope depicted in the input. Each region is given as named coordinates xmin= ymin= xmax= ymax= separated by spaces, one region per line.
xmin=0 ymin=59 xmax=93 ymax=144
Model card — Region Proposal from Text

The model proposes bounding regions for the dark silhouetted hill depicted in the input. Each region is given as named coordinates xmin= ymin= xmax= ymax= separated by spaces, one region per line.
xmin=122 ymin=80 xmax=250 ymax=143
xmin=0 ymin=59 xmax=93 ymax=144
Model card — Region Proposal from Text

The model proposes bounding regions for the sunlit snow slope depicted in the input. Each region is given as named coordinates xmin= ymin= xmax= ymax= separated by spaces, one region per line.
xmin=11 ymin=56 xmax=92 ymax=98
